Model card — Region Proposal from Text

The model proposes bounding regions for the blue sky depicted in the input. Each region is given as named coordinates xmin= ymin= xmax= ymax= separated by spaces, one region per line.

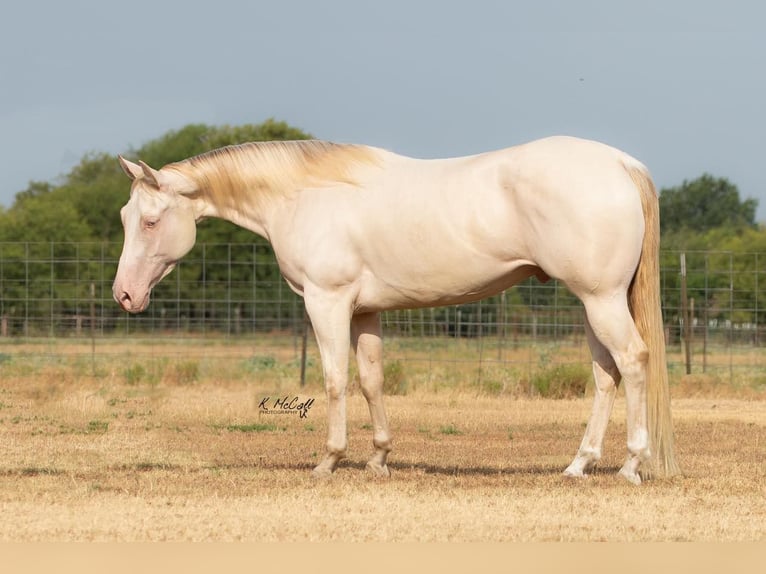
xmin=2 ymin=0 xmax=765 ymax=218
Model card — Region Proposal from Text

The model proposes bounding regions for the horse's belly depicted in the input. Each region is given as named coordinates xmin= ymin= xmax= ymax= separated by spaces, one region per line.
xmin=353 ymin=259 xmax=540 ymax=313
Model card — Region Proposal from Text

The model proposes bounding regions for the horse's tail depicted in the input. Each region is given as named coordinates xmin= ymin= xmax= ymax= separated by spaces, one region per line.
xmin=625 ymin=161 xmax=681 ymax=479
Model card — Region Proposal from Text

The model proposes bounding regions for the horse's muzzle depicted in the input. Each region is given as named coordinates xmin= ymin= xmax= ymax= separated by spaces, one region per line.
xmin=113 ymin=288 xmax=149 ymax=313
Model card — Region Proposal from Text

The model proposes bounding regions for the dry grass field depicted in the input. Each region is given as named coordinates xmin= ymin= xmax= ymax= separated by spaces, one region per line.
xmin=0 ymin=337 xmax=764 ymax=541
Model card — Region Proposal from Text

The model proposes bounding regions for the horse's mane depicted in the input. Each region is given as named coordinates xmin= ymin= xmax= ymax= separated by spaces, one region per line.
xmin=167 ymin=140 xmax=379 ymax=209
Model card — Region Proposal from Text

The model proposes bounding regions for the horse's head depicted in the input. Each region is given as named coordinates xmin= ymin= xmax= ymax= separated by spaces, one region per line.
xmin=113 ymin=157 xmax=199 ymax=313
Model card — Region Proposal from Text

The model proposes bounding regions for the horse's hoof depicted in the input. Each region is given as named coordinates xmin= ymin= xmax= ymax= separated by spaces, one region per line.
xmin=618 ymin=467 xmax=642 ymax=485
xmin=563 ymin=459 xmax=595 ymax=478
xmin=311 ymin=461 xmax=336 ymax=479
xmin=365 ymin=461 xmax=391 ymax=478
xmin=562 ymin=468 xmax=587 ymax=479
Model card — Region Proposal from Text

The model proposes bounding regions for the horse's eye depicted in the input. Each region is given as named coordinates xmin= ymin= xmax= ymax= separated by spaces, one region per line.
xmin=143 ymin=219 xmax=158 ymax=230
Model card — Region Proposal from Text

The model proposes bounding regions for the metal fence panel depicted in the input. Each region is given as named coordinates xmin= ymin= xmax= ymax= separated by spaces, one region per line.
xmin=2 ymin=242 xmax=765 ymax=385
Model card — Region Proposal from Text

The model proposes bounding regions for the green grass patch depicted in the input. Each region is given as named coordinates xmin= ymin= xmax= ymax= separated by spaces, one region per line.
xmin=124 ymin=364 xmax=146 ymax=386
xmin=166 ymin=360 xmax=199 ymax=385
xmin=478 ymin=378 xmax=504 ymax=395
xmin=530 ymin=363 xmax=590 ymax=399
xmin=383 ymin=360 xmax=408 ymax=395
xmin=243 ymin=355 xmax=277 ymax=371
xmin=439 ymin=424 xmax=462 ymax=435
xmin=86 ymin=420 xmax=109 ymax=434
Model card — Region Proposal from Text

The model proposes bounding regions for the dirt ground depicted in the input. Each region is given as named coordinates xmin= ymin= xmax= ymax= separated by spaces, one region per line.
xmin=0 ymin=373 xmax=763 ymax=542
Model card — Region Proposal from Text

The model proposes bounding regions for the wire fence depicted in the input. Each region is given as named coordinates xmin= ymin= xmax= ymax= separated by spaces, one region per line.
xmin=1 ymin=242 xmax=766 ymax=386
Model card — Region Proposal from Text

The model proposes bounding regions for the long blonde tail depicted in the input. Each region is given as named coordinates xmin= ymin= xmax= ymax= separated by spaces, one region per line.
xmin=626 ymin=163 xmax=681 ymax=478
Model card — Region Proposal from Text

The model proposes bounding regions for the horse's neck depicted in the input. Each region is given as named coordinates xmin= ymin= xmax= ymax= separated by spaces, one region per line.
xmin=190 ymin=169 xmax=285 ymax=240
xmin=198 ymin=191 xmax=274 ymax=239
xmin=187 ymin=140 xmax=384 ymax=239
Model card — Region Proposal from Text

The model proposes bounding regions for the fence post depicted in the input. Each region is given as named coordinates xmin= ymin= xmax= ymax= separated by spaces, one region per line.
xmin=729 ymin=252 xmax=734 ymax=384
xmin=680 ymin=253 xmax=691 ymax=375
xmin=498 ymin=290 xmax=507 ymax=361
xmin=300 ymin=307 xmax=309 ymax=387
xmin=755 ymin=253 xmax=760 ymax=347
xmin=703 ymin=254 xmax=708 ymax=373
xmin=90 ymin=282 xmax=96 ymax=373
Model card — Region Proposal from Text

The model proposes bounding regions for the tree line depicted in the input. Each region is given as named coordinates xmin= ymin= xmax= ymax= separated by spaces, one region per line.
xmin=0 ymin=120 xmax=763 ymax=336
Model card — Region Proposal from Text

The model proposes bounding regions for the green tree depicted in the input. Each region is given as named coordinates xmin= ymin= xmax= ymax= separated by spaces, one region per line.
xmin=10 ymin=181 xmax=56 ymax=206
xmin=0 ymin=193 xmax=92 ymax=242
xmin=659 ymin=174 xmax=757 ymax=235
xmin=60 ymin=153 xmax=128 ymax=242
xmin=0 ymin=196 xmax=96 ymax=332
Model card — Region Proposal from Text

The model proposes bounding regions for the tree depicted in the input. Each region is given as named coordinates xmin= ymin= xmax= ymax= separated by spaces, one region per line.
xmin=659 ymin=174 xmax=757 ymax=235
xmin=61 ymin=152 xmax=130 ymax=242
xmin=0 ymin=193 xmax=92 ymax=243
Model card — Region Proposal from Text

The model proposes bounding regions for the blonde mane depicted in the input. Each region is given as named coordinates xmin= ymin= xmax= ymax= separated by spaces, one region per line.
xmin=167 ymin=140 xmax=379 ymax=209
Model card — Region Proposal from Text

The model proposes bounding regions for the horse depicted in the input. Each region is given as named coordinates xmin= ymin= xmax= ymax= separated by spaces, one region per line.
xmin=113 ymin=135 xmax=680 ymax=484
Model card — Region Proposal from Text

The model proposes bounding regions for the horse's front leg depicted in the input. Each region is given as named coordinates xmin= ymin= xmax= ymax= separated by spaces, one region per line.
xmin=304 ymin=290 xmax=353 ymax=477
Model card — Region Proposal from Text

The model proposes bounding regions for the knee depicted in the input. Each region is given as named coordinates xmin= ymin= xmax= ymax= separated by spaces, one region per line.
xmin=617 ymin=350 xmax=649 ymax=384
xmin=325 ymin=378 xmax=347 ymax=401
xmin=359 ymin=372 xmax=384 ymax=398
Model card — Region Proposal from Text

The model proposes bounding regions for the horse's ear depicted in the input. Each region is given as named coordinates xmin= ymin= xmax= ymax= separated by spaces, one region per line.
xmin=138 ymin=161 xmax=161 ymax=188
xmin=118 ymin=156 xmax=144 ymax=181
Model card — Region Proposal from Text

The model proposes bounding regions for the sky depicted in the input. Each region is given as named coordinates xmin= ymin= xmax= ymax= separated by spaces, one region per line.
xmin=2 ymin=0 xmax=765 ymax=218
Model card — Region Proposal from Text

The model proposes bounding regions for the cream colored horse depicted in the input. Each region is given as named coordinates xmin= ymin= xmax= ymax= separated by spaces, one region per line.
xmin=113 ymin=136 xmax=679 ymax=483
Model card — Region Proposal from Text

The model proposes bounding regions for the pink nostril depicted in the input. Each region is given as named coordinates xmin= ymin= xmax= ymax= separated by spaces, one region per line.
xmin=119 ymin=292 xmax=132 ymax=308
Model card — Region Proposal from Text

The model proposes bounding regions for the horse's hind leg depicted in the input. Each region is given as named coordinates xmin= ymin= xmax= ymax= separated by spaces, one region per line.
xmin=351 ymin=312 xmax=392 ymax=477
xmin=564 ymin=317 xmax=621 ymax=478
xmin=576 ymin=296 xmax=651 ymax=484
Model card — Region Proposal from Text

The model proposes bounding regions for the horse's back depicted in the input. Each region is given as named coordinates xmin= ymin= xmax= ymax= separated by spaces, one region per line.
xmin=276 ymin=136 xmax=648 ymax=310
xmin=403 ymin=136 xmax=647 ymax=284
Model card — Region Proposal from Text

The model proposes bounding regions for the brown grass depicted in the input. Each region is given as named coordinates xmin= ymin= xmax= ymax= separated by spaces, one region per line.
xmin=0 ymin=354 xmax=763 ymax=541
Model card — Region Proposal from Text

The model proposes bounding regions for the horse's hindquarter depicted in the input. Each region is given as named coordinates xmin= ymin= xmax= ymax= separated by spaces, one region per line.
xmin=492 ymin=137 xmax=647 ymax=298
xmin=273 ymin=137 xmax=646 ymax=311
